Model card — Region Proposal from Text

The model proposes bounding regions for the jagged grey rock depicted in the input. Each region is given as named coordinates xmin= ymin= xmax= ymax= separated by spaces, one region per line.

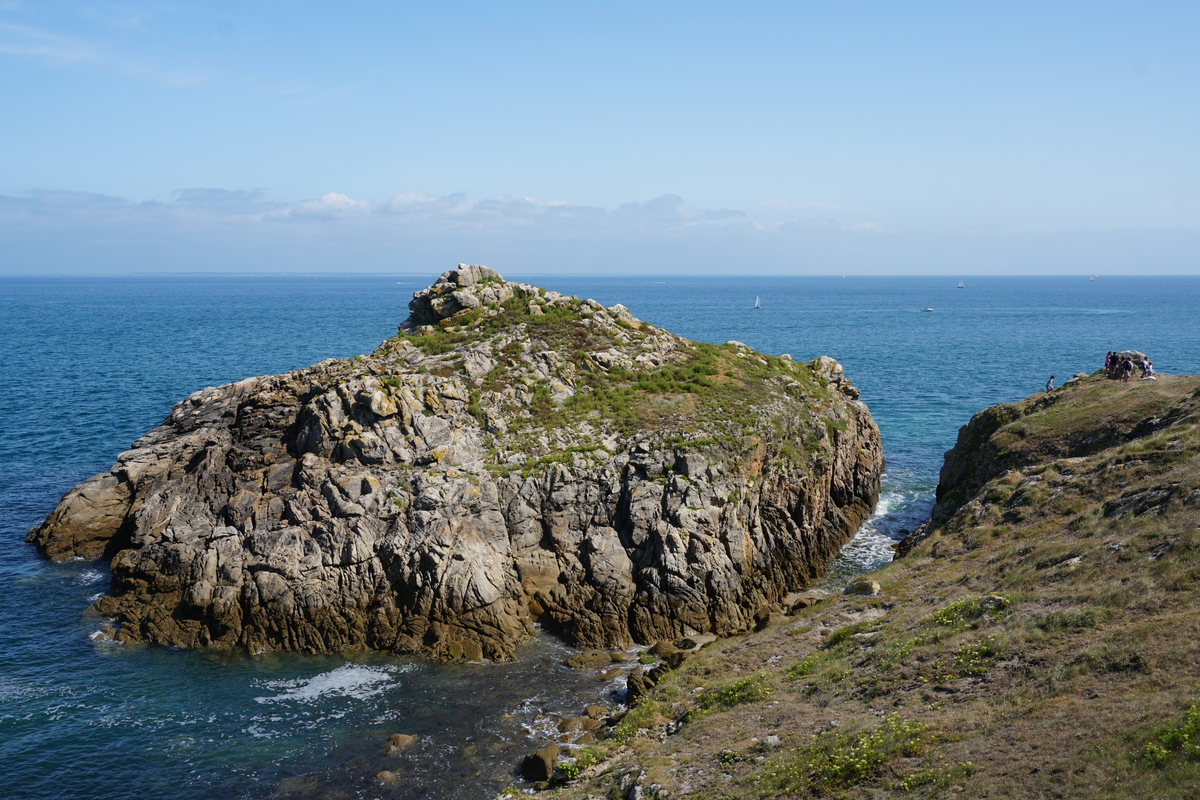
xmin=29 ymin=265 xmax=884 ymax=661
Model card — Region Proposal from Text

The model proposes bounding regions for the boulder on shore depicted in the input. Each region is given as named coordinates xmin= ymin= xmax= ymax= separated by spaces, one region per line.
xmin=522 ymin=743 xmax=560 ymax=781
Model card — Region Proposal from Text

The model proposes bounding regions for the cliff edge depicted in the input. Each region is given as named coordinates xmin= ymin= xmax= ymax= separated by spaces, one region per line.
xmin=29 ymin=265 xmax=883 ymax=661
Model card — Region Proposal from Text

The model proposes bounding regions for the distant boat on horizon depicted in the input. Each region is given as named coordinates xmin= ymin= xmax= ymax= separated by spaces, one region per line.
xmin=1090 ymin=275 xmax=1098 ymax=281
xmin=921 ymin=307 xmax=934 ymax=312
xmin=754 ymin=296 xmax=761 ymax=309
xmin=958 ymin=280 xmax=966 ymax=289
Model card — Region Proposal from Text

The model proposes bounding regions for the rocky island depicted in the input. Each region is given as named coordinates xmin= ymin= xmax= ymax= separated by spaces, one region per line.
xmin=29 ymin=265 xmax=883 ymax=662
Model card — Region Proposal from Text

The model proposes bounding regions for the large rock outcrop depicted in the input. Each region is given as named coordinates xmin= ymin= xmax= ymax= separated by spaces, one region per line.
xmin=29 ymin=266 xmax=883 ymax=661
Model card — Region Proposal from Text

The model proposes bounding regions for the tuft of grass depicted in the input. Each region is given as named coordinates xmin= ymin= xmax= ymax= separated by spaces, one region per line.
xmin=466 ymin=389 xmax=484 ymax=424
xmin=1032 ymin=607 xmax=1114 ymax=632
xmin=822 ymin=620 xmax=878 ymax=649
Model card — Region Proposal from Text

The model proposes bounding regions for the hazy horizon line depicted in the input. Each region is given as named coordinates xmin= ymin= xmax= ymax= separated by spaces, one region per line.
xmin=1 ymin=271 xmax=1193 ymax=280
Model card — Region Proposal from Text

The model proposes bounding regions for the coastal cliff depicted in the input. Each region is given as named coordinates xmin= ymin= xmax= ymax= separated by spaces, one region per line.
xmin=29 ymin=265 xmax=883 ymax=661
xmin=537 ymin=372 xmax=1200 ymax=800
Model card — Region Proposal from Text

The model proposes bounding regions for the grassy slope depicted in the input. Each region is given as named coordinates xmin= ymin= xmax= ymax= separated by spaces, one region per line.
xmin=546 ymin=373 xmax=1200 ymax=799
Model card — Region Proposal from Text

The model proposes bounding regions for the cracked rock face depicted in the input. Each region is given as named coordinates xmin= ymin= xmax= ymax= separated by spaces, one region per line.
xmin=29 ymin=265 xmax=884 ymax=661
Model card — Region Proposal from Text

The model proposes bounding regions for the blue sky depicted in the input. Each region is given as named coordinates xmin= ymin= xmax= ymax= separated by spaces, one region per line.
xmin=1 ymin=1 xmax=1197 ymax=274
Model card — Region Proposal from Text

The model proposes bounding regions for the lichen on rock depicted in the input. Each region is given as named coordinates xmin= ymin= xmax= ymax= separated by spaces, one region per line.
xmin=28 ymin=265 xmax=884 ymax=661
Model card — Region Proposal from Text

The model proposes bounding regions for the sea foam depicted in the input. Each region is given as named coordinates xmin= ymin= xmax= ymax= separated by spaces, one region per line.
xmin=254 ymin=664 xmax=400 ymax=704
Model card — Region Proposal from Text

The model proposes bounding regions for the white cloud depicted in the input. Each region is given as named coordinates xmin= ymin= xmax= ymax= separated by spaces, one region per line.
xmin=387 ymin=190 xmax=450 ymax=208
xmin=0 ymin=187 xmax=1196 ymax=275
xmin=278 ymin=192 xmax=375 ymax=219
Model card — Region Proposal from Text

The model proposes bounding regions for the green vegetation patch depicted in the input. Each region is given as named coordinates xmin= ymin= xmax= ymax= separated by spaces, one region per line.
xmin=784 ymin=653 xmax=826 ymax=680
xmin=686 ymin=673 xmax=771 ymax=721
xmin=952 ymin=634 xmax=1002 ymax=676
xmin=554 ymin=744 xmax=605 ymax=781
xmin=755 ymin=714 xmax=932 ymax=795
xmin=1143 ymin=704 xmax=1200 ymax=767
xmin=804 ymin=596 xmax=1013 ymax=694
xmin=610 ymin=698 xmax=662 ymax=744
xmin=928 ymin=594 xmax=1008 ymax=630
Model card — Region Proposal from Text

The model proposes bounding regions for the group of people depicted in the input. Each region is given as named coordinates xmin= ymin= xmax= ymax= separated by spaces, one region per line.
xmin=1105 ymin=351 xmax=1156 ymax=382
xmin=1045 ymin=352 xmax=1158 ymax=393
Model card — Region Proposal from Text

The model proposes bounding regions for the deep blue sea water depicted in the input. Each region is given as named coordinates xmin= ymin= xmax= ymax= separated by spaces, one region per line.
xmin=2 ymin=273 xmax=1197 ymax=799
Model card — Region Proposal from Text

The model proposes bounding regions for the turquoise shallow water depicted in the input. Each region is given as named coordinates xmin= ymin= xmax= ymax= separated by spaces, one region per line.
xmin=1 ymin=273 xmax=1197 ymax=799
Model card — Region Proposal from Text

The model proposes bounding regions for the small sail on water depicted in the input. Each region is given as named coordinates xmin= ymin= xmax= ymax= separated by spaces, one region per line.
xmin=754 ymin=296 xmax=761 ymax=309
xmin=958 ymin=280 xmax=966 ymax=289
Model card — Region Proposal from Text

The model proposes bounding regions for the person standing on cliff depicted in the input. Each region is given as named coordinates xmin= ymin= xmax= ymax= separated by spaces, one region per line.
xmin=1045 ymin=376 xmax=1055 ymax=392
xmin=1121 ymin=358 xmax=1134 ymax=382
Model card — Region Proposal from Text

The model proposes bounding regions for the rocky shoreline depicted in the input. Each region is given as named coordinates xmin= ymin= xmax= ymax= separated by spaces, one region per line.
xmin=30 ymin=265 xmax=883 ymax=665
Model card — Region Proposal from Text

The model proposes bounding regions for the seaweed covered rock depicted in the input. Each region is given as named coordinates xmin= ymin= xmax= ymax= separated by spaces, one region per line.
xmin=29 ymin=265 xmax=883 ymax=660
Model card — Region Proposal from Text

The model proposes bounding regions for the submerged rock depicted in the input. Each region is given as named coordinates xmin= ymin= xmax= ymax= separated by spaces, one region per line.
xmin=385 ymin=733 xmax=418 ymax=755
xmin=563 ymin=650 xmax=615 ymax=669
xmin=375 ymin=770 xmax=401 ymax=787
xmin=29 ymin=265 xmax=883 ymax=661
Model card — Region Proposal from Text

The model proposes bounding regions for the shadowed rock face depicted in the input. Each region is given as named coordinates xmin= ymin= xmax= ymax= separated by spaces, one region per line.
xmin=29 ymin=265 xmax=884 ymax=661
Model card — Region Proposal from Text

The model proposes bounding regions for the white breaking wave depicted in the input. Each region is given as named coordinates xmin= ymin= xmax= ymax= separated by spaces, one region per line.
xmin=813 ymin=478 xmax=936 ymax=592
xmin=871 ymin=492 xmax=896 ymax=518
xmin=254 ymin=665 xmax=400 ymax=704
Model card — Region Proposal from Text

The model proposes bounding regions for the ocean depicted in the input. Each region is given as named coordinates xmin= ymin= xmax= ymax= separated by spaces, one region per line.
xmin=2 ymin=273 xmax=1197 ymax=799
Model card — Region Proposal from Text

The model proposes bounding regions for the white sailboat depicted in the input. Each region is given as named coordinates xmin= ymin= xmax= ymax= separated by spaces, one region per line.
xmin=957 ymin=280 xmax=966 ymax=289
xmin=754 ymin=296 xmax=761 ymax=309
